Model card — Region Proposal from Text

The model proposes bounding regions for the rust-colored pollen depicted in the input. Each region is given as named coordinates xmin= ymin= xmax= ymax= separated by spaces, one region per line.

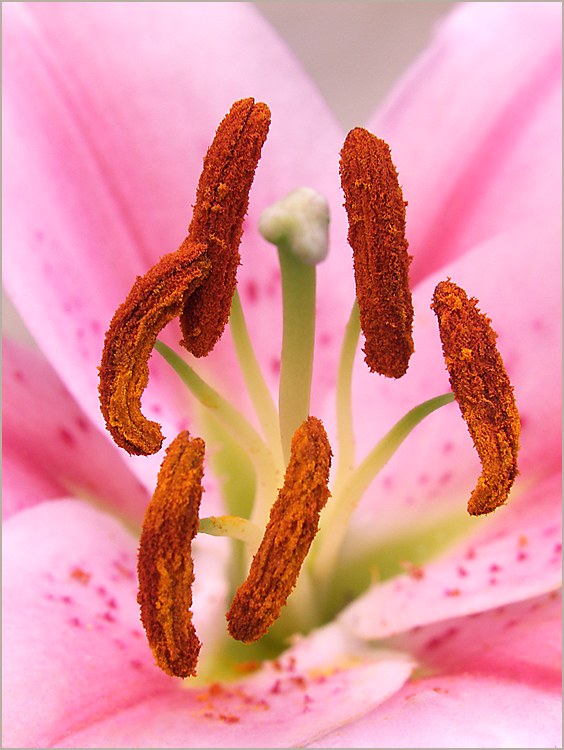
xmin=180 ymin=97 xmax=271 ymax=358
xmin=137 ymin=431 xmax=204 ymax=678
xmin=226 ymin=416 xmax=332 ymax=643
xmin=98 ymin=240 xmax=210 ymax=455
xmin=340 ymin=127 xmax=414 ymax=378
xmin=431 ymin=280 xmax=520 ymax=515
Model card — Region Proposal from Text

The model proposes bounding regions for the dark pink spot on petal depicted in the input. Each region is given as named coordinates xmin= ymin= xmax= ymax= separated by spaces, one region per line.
xmin=444 ymin=588 xmax=461 ymax=597
xmin=382 ymin=475 xmax=393 ymax=490
xmin=112 ymin=560 xmax=135 ymax=579
xmin=76 ymin=415 xmax=90 ymax=432
xmin=245 ymin=280 xmax=259 ymax=304
xmin=59 ymin=427 xmax=76 ymax=447
xmin=68 ymin=617 xmax=82 ymax=628
xmin=270 ymin=357 xmax=281 ymax=375
xmin=70 ymin=567 xmax=91 ymax=585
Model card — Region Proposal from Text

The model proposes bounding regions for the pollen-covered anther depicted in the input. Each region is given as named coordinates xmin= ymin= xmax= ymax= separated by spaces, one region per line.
xmin=340 ymin=127 xmax=414 ymax=378
xmin=98 ymin=240 xmax=210 ymax=455
xmin=180 ymin=97 xmax=271 ymax=357
xmin=226 ymin=416 xmax=332 ymax=643
xmin=431 ymin=280 xmax=520 ymax=515
xmin=137 ymin=431 xmax=204 ymax=678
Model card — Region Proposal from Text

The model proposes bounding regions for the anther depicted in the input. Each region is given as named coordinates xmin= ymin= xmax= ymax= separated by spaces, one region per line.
xmin=340 ymin=128 xmax=414 ymax=378
xmin=226 ymin=416 xmax=332 ymax=642
xmin=98 ymin=240 xmax=210 ymax=455
xmin=180 ymin=97 xmax=271 ymax=357
xmin=137 ymin=431 xmax=204 ymax=677
xmin=431 ymin=280 xmax=520 ymax=515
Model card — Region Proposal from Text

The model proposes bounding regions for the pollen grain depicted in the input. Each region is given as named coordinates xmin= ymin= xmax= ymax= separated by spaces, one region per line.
xmin=226 ymin=416 xmax=332 ymax=642
xmin=340 ymin=128 xmax=414 ymax=378
xmin=432 ymin=280 xmax=520 ymax=515
xmin=137 ymin=431 xmax=204 ymax=677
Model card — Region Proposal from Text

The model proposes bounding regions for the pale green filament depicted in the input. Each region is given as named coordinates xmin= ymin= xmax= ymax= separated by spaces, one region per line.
xmin=277 ymin=239 xmax=317 ymax=463
xmin=229 ymin=290 xmax=283 ymax=469
xmin=333 ymin=301 xmax=361 ymax=488
xmin=311 ymin=392 xmax=456 ymax=583
xmin=154 ymin=340 xmax=281 ymax=505
xmin=199 ymin=515 xmax=263 ymax=550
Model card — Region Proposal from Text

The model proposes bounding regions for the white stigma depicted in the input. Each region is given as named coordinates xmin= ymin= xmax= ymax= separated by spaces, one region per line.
xmin=259 ymin=187 xmax=330 ymax=265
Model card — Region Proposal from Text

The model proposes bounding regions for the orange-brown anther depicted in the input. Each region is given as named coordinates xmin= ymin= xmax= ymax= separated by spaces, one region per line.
xmin=98 ymin=240 xmax=210 ymax=455
xmin=137 ymin=431 xmax=204 ymax=678
xmin=180 ymin=97 xmax=271 ymax=357
xmin=340 ymin=128 xmax=414 ymax=378
xmin=431 ymin=280 xmax=520 ymax=515
xmin=226 ymin=416 xmax=332 ymax=643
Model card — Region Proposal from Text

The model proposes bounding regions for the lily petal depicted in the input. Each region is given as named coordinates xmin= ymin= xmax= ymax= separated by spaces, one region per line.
xmin=2 ymin=338 xmax=149 ymax=521
xmin=311 ymin=591 xmax=562 ymax=748
xmin=3 ymin=501 xmax=413 ymax=749
xmin=370 ymin=2 xmax=562 ymax=283
xmin=340 ymin=473 xmax=561 ymax=640
xmin=52 ymin=626 xmax=413 ymax=749
xmin=2 ymin=499 xmax=231 ymax=748
xmin=2 ymin=2 xmax=350 ymax=433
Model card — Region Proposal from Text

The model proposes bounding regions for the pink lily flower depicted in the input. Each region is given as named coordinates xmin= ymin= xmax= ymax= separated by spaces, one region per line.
xmin=3 ymin=2 xmax=561 ymax=747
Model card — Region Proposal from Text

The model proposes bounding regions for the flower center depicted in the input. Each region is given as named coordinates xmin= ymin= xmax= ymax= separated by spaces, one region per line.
xmin=98 ymin=98 xmax=520 ymax=680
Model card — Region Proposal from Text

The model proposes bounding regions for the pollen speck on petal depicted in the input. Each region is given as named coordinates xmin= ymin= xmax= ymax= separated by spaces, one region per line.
xmin=431 ymin=280 xmax=520 ymax=515
xmin=98 ymin=241 xmax=209 ymax=455
xmin=226 ymin=416 xmax=332 ymax=642
xmin=340 ymin=127 xmax=414 ymax=378
xmin=137 ymin=431 xmax=204 ymax=678
xmin=180 ymin=97 xmax=271 ymax=357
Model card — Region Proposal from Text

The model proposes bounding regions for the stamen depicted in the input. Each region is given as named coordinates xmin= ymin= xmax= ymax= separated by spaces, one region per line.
xmin=137 ymin=431 xmax=204 ymax=678
xmin=431 ymin=280 xmax=520 ymax=515
xmin=340 ymin=128 xmax=414 ymax=378
xmin=180 ymin=97 xmax=271 ymax=357
xmin=226 ymin=416 xmax=332 ymax=643
xmin=98 ymin=241 xmax=209 ymax=455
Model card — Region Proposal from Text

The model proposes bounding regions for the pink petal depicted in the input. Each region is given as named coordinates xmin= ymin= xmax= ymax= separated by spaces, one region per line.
xmin=55 ymin=624 xmax=413 ymax=749
xmin=2 ymin=338 xmax=150 ymax=521
xmin=343 ymin=218 xmax=561 ymax=542
xmin=310 ymin=591 xmax=562 ymax=748
xmin=2 ymin=499 xmax=231 ymax=748
xmin=340 ymin=473 xmax=561 ymax=641
xmin=370 ymin=2 xmax=562 ymax=283
xmin=3 ymin=500 xmax=414 ymax=748
xmin=2 ymin=2 xmax=351 ymax=430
